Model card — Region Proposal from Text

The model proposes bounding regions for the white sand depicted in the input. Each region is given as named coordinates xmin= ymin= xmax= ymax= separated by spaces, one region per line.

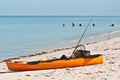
xmin=0 ymin=37 xmax=120 ymax=80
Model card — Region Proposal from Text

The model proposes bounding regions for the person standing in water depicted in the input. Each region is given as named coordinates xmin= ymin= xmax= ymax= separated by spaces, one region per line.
xmin=72 ymin=22 xmax=75 ymax=27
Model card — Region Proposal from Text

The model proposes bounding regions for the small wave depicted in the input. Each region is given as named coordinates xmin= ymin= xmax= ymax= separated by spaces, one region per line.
xmin=85 ymin=36 xmax=95 ymax=39
xmin=110 ymin=30 xmax=120 ymax=34
xmin=69 ymin=40 xmax=78 ymax=43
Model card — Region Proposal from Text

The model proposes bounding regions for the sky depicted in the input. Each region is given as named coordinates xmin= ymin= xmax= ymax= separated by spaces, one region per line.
xmin=0 ymin=0 xmax=120 ymax=16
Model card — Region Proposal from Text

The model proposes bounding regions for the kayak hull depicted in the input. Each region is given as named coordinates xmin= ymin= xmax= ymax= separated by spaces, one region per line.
xmin=6 ymin=54 xmax=103 ymax=71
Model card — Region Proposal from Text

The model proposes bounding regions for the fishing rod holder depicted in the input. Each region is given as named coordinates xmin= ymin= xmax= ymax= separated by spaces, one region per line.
xmin=73 ymin=44 xmax=90 ymax=58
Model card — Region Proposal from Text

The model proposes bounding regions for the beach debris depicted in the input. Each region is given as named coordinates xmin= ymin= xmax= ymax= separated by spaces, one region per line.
xmin=20 ymin=55 xmax=27 ymax=58
xmin=25 ymin=74 xmax=31 ymax=77
xmin=109 ymin=61 xmax=115 ymax=64
xmin=44 ymin=74 xmax=50 ymax=77
xmin=34 ymin=75 xmax=38 ymax=77
xmin=35 ymin=51 xmax=48 ymax=55
xmin=109 ymin=68 xmax=116 ymax=72
xmin=111 ymin=56 xmax=115 ymax=59
xmin=98 ymin=71 xmax=104 ymax=73
xmin=35 ymin=52 xmax=42 ymax=55
xmin=1 ymin=57 xmax=20 ymax=62
xmin=113 ymin=48 xmax=120 ymax=50
xmin=84 ymin=72 xmax=92 ymax=75
xmin=103 ymin=48 xmax=109 ymax=51
xmin=65 ymin=67 xmax=70 ymax=71
xmin=118 ymin=65 xmax=120 ymax=67
xmin=65 ymin=67 xmax=71 ymax=73
xmin=42 ymin=52 xmax=48 ymax=54
xmin=28 ymin=54 xmax=35 ymax=57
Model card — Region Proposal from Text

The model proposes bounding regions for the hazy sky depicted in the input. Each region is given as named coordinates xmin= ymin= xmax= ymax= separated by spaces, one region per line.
xmin=0 ymin=0 xmax=120 ymax=16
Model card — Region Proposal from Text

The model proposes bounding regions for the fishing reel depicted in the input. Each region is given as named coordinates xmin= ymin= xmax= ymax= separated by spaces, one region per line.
xmin=73 ymin=44 xmax=90 ymax=58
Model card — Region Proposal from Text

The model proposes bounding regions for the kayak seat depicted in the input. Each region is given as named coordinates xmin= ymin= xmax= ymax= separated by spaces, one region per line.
xmin=28 ymin=61 xmax=40 ymax=65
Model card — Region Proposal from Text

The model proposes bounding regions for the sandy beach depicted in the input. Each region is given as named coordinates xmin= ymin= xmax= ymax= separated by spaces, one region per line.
xmin=0 ymin=37 xmax=120 ymax=80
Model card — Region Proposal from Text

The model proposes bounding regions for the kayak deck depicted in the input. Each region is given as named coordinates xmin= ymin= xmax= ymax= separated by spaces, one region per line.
xmin=6 ymin=54 xmax=103 ymax=71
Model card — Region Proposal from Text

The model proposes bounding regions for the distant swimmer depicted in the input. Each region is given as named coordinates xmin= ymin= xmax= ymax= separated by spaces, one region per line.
xmin=92 ymin=23 xmax=95 ymax=27
xmin=111 ymin=23 xmax=115 ymax=27
xmin=79 ymin=24 xmax=82 ymax=27
xmin=72 ymin=22 xmax=75 ymax=27
xmin=63 ymin=24 xmax=65 ymax=27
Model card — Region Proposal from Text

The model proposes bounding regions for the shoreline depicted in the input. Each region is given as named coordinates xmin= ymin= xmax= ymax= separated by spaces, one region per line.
xmin=0 ymin=30 xmax=119 ymax=62
xmin=0 ymin=29 xmax=120 ymax=61
xmin=0 ymin=47 xmax=74 ymax=62
xmin=0 ymin=38 xmax=109 ymax=62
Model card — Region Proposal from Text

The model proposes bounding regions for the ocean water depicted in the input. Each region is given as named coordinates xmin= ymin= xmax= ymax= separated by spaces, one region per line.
xmin=0 ymin=16 xmax=120 ymax=60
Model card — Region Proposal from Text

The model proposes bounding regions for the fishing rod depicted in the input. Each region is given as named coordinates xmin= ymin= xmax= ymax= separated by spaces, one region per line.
xmin=71 ymin=17 xmax=93 ymax=57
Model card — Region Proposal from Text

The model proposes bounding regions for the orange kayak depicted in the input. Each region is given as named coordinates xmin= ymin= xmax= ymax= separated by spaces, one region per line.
xmin=6 ymin=54 xmax=103 ymax=71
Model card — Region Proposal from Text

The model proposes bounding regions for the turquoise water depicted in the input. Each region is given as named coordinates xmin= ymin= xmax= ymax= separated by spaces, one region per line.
xmin=0 ymin=16 xmax=120 ymax=60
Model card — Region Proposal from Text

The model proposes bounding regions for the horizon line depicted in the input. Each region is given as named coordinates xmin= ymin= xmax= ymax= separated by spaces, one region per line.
xmin=0 ymin=15 xmax=120 ymax=17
